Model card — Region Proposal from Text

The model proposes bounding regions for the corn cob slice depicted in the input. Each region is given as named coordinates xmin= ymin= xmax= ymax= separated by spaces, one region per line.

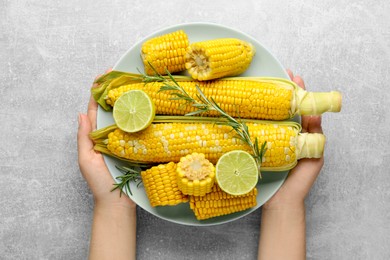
xmin=184 ymin=38 xmax=255 ymax=81
xmin=90 ymin=121 xmax=325 ymax=171
xmin=140 ymin=162 xmax=188 ymax=207
xmin=176 ymin=153 xmax=215 ymax=196
xmin=92 ymin=71 xmax=342 ymax=120
xmin=189 ymin=184 xmax=257 ymax=220
xmin=141 ymin=30 xmax=189 ymax=75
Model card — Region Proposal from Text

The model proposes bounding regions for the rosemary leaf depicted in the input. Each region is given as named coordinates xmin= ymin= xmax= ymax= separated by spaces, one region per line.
xmin=158 ymin=85 xmax=178 ymax=92
xmin=166 ymin=69 xmax=183 ymax=88
xmin=191 ymin=103 xmax=206 ymax=108
xmin=254 ymin=138 xmax=260 ymax=152
xmin=185 ymin=110 xmax=207 ymax=116
xmin=169 ymin=97 xmax=184 ymax=101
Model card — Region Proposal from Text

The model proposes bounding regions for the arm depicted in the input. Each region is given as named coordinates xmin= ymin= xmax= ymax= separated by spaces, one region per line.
xmin=258 ymin=71 xmax=324 ymax=260
xmin=77 ymin=93 xmax=137 ymax=260
xmin=89 ymin=196 xmax=136 ymax=260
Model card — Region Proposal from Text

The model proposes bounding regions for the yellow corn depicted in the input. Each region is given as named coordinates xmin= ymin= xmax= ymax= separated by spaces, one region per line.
xmin=176 ymin=153 xmax=215 ymax=196
xmin=140 ymin=162 xmax=188 ymax=207
xmin=106 ymin=79 xmax=292 ymax=120
xmin=91 ymin=121 xmax=325 ymax=172
xmin=185 ymin=38 xmax=255 ymax=81
xmin=141 ymin=30 xmax=189 ymax=75
xmin=189 ymin=184 xmax=257 ymax=220
xmin=93 ymin=72 xmax=342 ymax=120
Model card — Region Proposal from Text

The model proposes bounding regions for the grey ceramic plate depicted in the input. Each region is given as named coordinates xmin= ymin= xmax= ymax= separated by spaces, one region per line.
xmin=97 ymin=22 xmax=290 ymax=226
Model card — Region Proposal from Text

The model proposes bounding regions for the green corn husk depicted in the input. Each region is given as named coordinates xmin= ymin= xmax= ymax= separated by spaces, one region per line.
xmin=91 ymin=71 xmax=192 ymax=111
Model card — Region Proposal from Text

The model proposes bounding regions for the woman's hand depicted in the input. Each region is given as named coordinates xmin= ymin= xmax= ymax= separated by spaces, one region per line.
xmin=77 ymin=76 xmax=137 ymax=260
xmin=263 ymin=70 xmax=324 ymax=211
xmin=258 ymin=70 xmax=324 ymax=260
xmin=77 ymin=80 xmax=135 ymax=209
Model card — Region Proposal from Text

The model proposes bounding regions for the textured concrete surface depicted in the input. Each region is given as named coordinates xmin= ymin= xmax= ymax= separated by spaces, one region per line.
xmin=1 ymin=0 xmax=390 ymax=259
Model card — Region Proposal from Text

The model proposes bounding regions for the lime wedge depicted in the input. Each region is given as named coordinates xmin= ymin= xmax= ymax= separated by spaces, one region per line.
xmin=216 ymin=150 xmax=259 ymax=196
xmin=113 ymin=90 xmax=155 ymax=133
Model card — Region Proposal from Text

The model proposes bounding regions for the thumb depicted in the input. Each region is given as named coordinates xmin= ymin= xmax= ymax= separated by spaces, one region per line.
xmin=77 ymin=113 xmax=94 ymax=159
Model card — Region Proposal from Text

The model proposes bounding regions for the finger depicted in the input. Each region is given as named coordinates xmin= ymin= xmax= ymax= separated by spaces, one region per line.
xmin=293 ymin=75 xmax=306 ymax=90
xmin=77 ymin=113 xmax=94 ymax=158
xmin=292 ymin=74 xmax=309 ymax=132
xmin=94 ymin=68 xmax=113 ymax=83
xmin=87 ymin=95 xmax=98 ymax=131
xmin=301 ymin=115 xmax=323 ymax=133
xmin=287 ymin=69 xmax=294 ymax=80
xmin=301 ymin=116 xmax=309 ymax=133
xmin=283 ymin=157 xmax=324 ymax=199
xmin=307 ymin=115 xmax=323 ymax=133
xmin=94 ymin=74 xmax=103 ymax=81
xmin=94 ymin=68 xmax=113 ymax=80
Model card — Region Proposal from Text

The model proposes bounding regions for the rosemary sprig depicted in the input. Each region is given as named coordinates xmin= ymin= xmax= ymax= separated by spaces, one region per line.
xmin=195 ymin=85 xmax=267 ymax=176
xmin=141 ymin=64 xmax=267 ymax=177
xmin=111 ymin=165 xmax=142 ymax=196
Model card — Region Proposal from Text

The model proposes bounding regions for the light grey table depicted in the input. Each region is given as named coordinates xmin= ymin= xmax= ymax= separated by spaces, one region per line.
xmin=1 ymin=0 xmax=389 ymax=259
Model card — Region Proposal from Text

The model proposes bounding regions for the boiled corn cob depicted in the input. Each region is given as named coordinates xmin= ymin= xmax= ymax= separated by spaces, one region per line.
xmin=189 ymin=184 xmax=257 ymax=220
xmin=141 ymin=30 xmax=189 ymax=75
xmin=140 ymin=162 xmax=188 ymax=207
xmin=92 ymin=71 xmax=342 ymax=120
xmin=90 ymin=121 xmax=325 ymax=172
xmin=185 ymin=38 xmax=255 ymax=81
xmin=176 ymin=153 xmax=215 ymax=196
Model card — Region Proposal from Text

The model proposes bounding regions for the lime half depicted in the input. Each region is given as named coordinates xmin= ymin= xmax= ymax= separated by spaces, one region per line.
xmin=216 ymin=150 xmax=259 ymax=196
xmin=113 ymin=90 xmax=155 ymax=133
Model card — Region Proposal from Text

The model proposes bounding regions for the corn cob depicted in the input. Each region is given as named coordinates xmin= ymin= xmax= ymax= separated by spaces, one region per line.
xmin=92 ymin=71 xmax=342 ymax=120
xmin=90 ymin=121 xmax=325 ymax=172
xmin=185 ymin=38 xmax=255 ymax=81
xmin=141 ymin=30 xmax=189 ymax=75
xmin=140 ymin=162 xmax=188 ymax=207
xmin=189 ymin=184 xmax=257 ymax=220
xmin=176 ymin=153 xmax=215 ymax=196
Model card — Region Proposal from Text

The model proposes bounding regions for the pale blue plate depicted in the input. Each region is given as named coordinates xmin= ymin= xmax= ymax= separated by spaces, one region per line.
xmin=97 ymin=22 xmax=290 ymax=226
